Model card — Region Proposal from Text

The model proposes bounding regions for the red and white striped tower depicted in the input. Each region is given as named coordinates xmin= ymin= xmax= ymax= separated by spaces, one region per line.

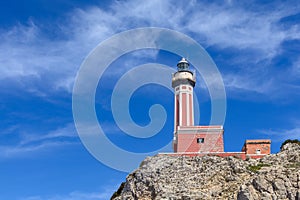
xmin=172 ymin=58 xmax=224 ymax=153
xmin=172 ymin=58 xmax=196 ymax=151
xmin=172 ymin=58 xmax=195 ymax=129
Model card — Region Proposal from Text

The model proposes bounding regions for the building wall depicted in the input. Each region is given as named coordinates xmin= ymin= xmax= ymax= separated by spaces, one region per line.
xmin=244 ymin=143 xmax=271 ymax=155
xmin=171 ymin=138 xmax=270 ymax=160
xmin=176 ymin=132 xmax=224 ymax=153
xmin=160 ymin=152 xmax=246 ymax=159
xmin=159 ymin=152 xmax=268 ymax=160
xmin=242 ymin=140 xmax=271 ymax=155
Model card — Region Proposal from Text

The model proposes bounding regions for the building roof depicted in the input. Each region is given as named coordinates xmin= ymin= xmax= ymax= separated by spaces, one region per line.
xmin=245 ymin=139 xmax=271 ymax=144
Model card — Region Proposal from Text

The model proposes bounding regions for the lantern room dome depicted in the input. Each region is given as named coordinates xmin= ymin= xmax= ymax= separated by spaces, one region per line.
xmin=177 ymin=58 xmax=190 ymax=71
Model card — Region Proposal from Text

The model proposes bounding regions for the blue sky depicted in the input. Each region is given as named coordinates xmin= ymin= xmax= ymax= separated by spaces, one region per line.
xmin=1 ymin=0 xmax=300 ymax=199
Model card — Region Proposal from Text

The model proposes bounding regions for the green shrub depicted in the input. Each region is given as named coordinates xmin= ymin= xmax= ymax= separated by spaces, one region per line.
xmin=285 ymin=162 xmax=300 ymax=168
xmin=248 ymin=163 xmax=271 ymax=173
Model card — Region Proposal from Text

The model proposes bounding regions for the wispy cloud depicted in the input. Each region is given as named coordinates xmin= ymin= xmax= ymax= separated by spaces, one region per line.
xmin=20 ymin=191 xmax=110 ymax=200
xmin=0 ymin=0 xmax=299 ymax=100
xmin=260 ymin=127 xmax=300 ymax=142
xmin=186 ymin=2 xmax=300 ymax=57
xmin=0 ymin=141 xmax=77 ymax=158
xmin=0 ymin=123 xmax=79 ymax=158
xmin=19 ymin=123 xmax=76 ymax=145
xmin=20 ymin=184 xmax=119 ymax=200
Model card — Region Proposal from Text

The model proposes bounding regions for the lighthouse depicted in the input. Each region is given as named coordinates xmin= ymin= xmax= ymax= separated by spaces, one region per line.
xmin=172 ymin=58 xmax=224 ymax=153
xmin=172 ymin=58 xmax=196 ymax=129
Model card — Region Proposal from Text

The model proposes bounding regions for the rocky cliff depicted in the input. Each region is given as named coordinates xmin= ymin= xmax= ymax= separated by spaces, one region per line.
xmin=111 ymin=143 xmax=300 ymax=200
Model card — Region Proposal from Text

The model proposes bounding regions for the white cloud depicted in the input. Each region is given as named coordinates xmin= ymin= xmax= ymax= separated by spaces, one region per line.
xmin=0 ymin=123 xmax=78 ymax=158
xmin=0 ymin=0 xmax=299 ymax=99
xmin=20 ymin=190 xmax=112 ymax=200
xmin=260 ymin=127 xmax=300 ymax=142
xmin=223 ymin=72 xmax=274 ymax=94
xmin=19 ymin=123 xmax=76 ymax=145
xmin=0 ymin=141 xmax=78 ymax=158
xmin=192 ymin=2 xmax=299 ymax=50
xmin=20 ymin=184 xmax=120 ymax=200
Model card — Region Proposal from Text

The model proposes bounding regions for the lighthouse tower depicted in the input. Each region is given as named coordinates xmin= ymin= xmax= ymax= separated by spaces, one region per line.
xmin=172 ymin=58 xmax=224 ymax=153
xmin=172 ymin=58 xmax=196 ymax=129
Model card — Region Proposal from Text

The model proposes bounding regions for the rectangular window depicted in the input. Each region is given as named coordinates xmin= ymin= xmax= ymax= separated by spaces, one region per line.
xmin=256 ymin=149 xmax=261 ymax=154
xmin=197 ymin=138 xmax=204 ymax=143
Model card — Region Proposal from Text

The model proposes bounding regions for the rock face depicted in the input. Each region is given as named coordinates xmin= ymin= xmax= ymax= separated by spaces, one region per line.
xmin=111 ymin=143 xmax=300 ymax=200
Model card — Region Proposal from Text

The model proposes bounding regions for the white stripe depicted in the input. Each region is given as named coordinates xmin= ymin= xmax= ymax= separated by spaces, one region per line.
xmin=179 ymin=91 xmax=182 ymax=126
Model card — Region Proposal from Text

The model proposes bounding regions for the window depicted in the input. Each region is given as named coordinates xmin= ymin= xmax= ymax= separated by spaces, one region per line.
xmin=197 ymin=138 xmax=204 ymax=143
xmin=256 ymin=149 xmax=261 ymax=154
